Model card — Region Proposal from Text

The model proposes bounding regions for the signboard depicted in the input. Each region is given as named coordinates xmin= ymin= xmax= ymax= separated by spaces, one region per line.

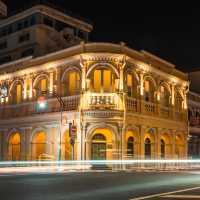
xmin=69 ymin=123 xmax=77 ymax=145
xmin=0 ymin=84 xmax=8 ymax=98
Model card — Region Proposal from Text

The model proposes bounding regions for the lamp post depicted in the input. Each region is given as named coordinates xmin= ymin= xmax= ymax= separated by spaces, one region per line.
xmin=37 ymin=90 xmax=65 ymax=161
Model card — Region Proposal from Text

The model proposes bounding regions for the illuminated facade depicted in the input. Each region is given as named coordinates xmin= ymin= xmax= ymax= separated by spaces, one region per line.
xmin=0 ymin=42 xmax=189 ymax=161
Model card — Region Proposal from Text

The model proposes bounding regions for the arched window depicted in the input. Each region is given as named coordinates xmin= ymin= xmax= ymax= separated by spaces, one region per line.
xmin=126 ymin=73 xmax=137 ymax=97
xmin=145 ymin=138 xmax=151 ymax=159
xmin=8 ymin=133 xmax=21 ymax=161
xmin=31 ymin=132 xmax=46 ymax=160
xmin=127 ymin=137 xmax=134 ymax=157
xmin=92 ymin=133 xmax=106 ymax=160
xmin=160 ymin=86 xmax=170 ymax=107
xmin=160 ymin=139 xmax=165 ymax=159
xmin=144 ymin=79 xmax=156 ymax=102
xmin=175 ymin=92 xmax=183 ymax=111
xmin=34 ymin=77 xmax=48 ymax=98
xmin=91 ymin=67 xmax=116 ymax=93
xmin=63 ymin=70 xmax=80 ymax=96
xmin=12 ymin=83 xmax=23 ymax=104
xmin=92 ymin=134 xmax=106 ymax=141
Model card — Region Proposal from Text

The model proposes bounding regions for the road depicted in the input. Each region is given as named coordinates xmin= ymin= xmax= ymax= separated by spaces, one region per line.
xmin=0 ymin=170 xmax=200 ymax=200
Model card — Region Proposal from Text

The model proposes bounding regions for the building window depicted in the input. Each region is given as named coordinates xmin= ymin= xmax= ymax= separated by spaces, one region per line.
xmin=0 ymin=56 xmax=11 ymax=64
xmin=17 ymin=22 xmax=23 ymax=31
xmin=16 ymin=84 xmax=22 ymax=104
xmin=127 ymin=137 xmax=134 ymax=157
xmin=21 ymin=48 xmax=34 ymax=57
xmin=18 ymin=33 xmax=30 ymax=43
xmin=43 ymin=16 xmax=53 ymax=27
xmin=145 ymin=138 xmax=151 ymax=159
xmin=161 ymin=139 xmax=165 ymax=159
xmin=92 ymin=68 xmax=116 ymax=93
xmin=0 ymin=41 xmax=7 ymax=50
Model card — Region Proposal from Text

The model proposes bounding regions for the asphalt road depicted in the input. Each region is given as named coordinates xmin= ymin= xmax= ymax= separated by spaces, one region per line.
xmin=0 ymin=171 xmax=200 ymax=200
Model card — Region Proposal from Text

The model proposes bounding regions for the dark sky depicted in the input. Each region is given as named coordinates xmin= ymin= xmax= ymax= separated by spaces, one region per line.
xmin=4 ymin=0 xmax=200 ymax=72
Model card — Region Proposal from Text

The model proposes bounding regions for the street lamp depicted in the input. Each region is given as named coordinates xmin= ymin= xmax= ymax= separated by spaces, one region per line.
xmin=36 ymin=90 xmax=64 ymax=161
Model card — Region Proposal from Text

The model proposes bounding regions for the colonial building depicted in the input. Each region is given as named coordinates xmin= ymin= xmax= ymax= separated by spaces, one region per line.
xmin=0 ymin=3 xmax=189 ymax=161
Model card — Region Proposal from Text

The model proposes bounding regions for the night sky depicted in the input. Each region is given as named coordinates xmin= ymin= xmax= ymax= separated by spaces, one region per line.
xmin=3 ymin=0 xmax=200 ymax=72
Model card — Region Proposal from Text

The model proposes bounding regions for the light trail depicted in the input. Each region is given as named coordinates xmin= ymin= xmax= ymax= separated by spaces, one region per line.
xmin=0 ymin=159 xmax=200 ymax=166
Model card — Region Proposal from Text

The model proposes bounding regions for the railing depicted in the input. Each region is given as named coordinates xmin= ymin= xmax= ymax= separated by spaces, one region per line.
xmin=83 ymin=93 xmax=123 ymax=110
xmin=160 ymin=105 xmax=170 ymax=118
xmin=0 ymin=93 xmax=187 ymax=122
xmin=0 ymin=95 xmax=80 ymax=119
xmin=125 ymin=97 xmax=186 ymax=122
xmin=126 ymin=97 xmax=138 ymax=112
xmin=142 ymin=100 xmax=156 ymax=115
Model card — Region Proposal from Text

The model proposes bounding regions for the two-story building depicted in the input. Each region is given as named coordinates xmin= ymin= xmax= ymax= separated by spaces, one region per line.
xmin=0 ymin=42 xmax=189 ymax=161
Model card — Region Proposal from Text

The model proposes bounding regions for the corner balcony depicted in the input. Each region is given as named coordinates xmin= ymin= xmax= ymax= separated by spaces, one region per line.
xmin=81 ymin=92 xmax=123 ymax=110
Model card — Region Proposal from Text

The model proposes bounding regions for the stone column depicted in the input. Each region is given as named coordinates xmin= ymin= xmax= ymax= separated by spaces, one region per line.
xmin=171 ymin=130 xmax=176 ymax=159
xmin=76 ymin=118 xmax=82 ymax=160
xmin=24 ymin=127 xmax=32 ymax=161
xmin=81 ymin=123 xmax=87 ymax=160
xmin=49 ymin=72 xmax=54 ymax=95
xmin=2 ymin=131 xmax=8 ymax=160
xmin=156 ymin=128 xmax=162 ymax=159
xmin=29 ymin=77 xmax=33 ymax=99
xmin=140 ymin=125 xmax=146 ymax=159
xmin=19 ymin=128 xmax=26 ymax=160
xmin=23 ymin=77 xmax=28 ymax=100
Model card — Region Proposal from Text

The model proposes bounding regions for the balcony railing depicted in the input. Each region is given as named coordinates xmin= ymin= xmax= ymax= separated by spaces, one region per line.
xmin=0 ymin=95 xmax=80 ymax=119
xmin=82 ymin=93 xmax=123 ymax=110
xmin=0 ymin=93 xmax=187 ymax=122
xmin=125 ymin=97 xmax=186 ymax=122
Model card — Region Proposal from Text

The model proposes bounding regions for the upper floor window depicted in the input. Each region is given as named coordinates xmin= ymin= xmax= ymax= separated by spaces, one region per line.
xmin=175 ymin=92 xmax=183 ymax=111
xmin=91 ymin=68 xmax=116 ymax=93
xmin=144 ymin=79 xmax=156 ymax=102
xmin=21 ymin=48 xmax=34 ymax=58
xmin=126 ymin=72 xmax=137 ymax=97
xmin=0 ymin=41 xmax=7 ymax=50
xmin=63 ymin=70 xmax=80 ymax=96
xmin=160 ymin=86 xmax=170 ymax=107
xmin=43 ymin=16 xmax=53 ymax=27
xmin=34 ymin=77 xmax=48 ymax=98
xmin=18 ymin=33 xmax=30 ymax=43
xmin=0 ymin=56 xmax=11 ymax=64
xmin=12 ymin=83 xmax=22 ymax=104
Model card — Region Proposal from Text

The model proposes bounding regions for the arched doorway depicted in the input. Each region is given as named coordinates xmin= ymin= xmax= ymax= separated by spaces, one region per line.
xmin=89 ymin=128 xmax=114 ymax=160
xmin=160 ymin=139 xmax=165 ymax=159
xmin=92 ymin=134 xmax=107 ymax=160
xmin=175 ymin=134 xmax=185 ymax=158
xmin=127 ymin=137 xmax=134 ymax=157
xmin=8 ymin=133 xmax=20 ymax=160
xmin=31 ymin=132 xmax=46 ymax=160
xmin=145 ymin=138 xmax=151 ymax=159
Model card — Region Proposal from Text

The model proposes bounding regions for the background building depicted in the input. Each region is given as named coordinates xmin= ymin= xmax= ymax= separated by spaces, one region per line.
xmin=0 ymin=3 xmax=92 ymax=65
xmin=188 ymin=71 xmax=200 ymax=158
xmin=0 ymin=3 xmax=189 ymax=162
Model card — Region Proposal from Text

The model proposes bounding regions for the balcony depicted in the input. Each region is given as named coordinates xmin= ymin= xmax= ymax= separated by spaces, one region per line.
xmin=82 ymin=93 xmax=123 ymax=110
xmin=125 ymin=97 xmax=187 ymax=122
xmin=0 ymin=95 xmax=80 ymax=119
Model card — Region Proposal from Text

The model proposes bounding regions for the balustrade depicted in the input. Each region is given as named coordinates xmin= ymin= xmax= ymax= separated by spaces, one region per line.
xmin=0 ymin=93 xmax=186 ymax=122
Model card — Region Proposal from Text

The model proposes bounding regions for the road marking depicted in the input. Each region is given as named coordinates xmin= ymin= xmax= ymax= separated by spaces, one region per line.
xmin=130 ymin=186 xmax=200 ymax=200
xmin=162 ymin=195 xmax=200 ymax=199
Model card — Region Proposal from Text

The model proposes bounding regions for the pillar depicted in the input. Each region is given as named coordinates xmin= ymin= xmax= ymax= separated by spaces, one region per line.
xmin=81 ymin=123 xmax=87 ymax=160
xmin=19 ymin=128 xmax=26 ymax=160
xmin=49 ymin=72 xmax=54 ymax=95
xmin=140 ymin=125 xmax=146 ymax=159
